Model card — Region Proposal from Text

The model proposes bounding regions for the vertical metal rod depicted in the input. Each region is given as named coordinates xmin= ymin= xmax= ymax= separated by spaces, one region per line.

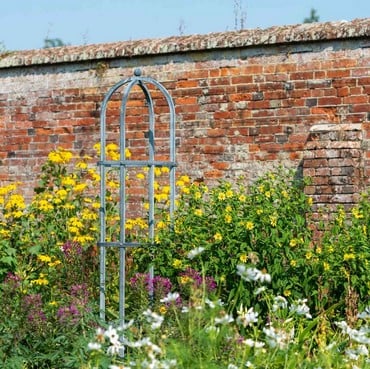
xmin=99 ymin=93 xmax=108 ymax=322
xmin=140 ymin=82 xmax=156 ymax=299
xmin=118 ymin=79 xmax=139 ymax=325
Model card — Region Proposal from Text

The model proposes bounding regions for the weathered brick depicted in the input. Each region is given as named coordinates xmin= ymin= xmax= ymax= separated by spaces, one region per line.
xmin=0 ymin=19 xmax=367 ymax=223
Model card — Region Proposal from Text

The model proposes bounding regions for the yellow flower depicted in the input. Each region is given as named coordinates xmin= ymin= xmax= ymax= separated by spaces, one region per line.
xmin=194 ymin=209 xmax=203 ymax=217
xmin=0 ymin=229 xmax=11 ymax=238
xmin=283 ymin=290 xmax=291 ymax=297
xmin=93 ymin=142 xmax=101 ymax=154
xmin=239 ymin=194 xmax=246 ymax=202
xmin=36 ymin=199 xmax=53 ymax=212
xmin=68 ymin=226 xmax=80 ymax=234
xmin=108 ymin=151 xmax=119 ymax=161
xmin=351 ymin=207 xmax=363 ymax=219
xmin=336 ymin=208 xmax=346 ymax=226
xmin=108 ymin=179 xmax=121 ymax=189
xmin=256 ymin=208 xmax=263 ymax=215
xmin=290 ymin=259 xmax=297 ymax=267
xmin=156 ymin=220 xmax=166 ymax=229
xmin=155 ymin=193 xmax=169 ymax=202
xmin=159 ymin=305 xmax=167 ymax=315
xmin=323 ymin=262 xmax=330 ymax=271
xmin=282 ymin=190 xmax=289 ymax=199
xmin=81 ymin=208 xmax=98 ymax=220
xmin=161 ymin=167 xmax=170 ymax=174
xmin=269 ymin=214 xmax=278 ymax=227
xmin=136 ymin=172 xmax=145 ymax=180
xmin=305 ymin=251 xmax=313 ymax=260
xmin=73 ymin=183 xmax=88 ymax=193
xmin=92 ymin=202 xmax=100 ymax=209
xmin=76 ymin=161 xmax=88 ymax=170
xmin=162 ymin=186 xmax=170 ymax=194
xmin=88 ymin=168 xmax=100 ymax=182
xmin=343 ymin=253 xmax=355 ymax=261
xmin=74 ymin=235 xmax=95 ymax=244
xmin=38 ymin=254 xmax=52 ymax=263
xmin=125 ymin=148 xmax=132 ymax=159
xmin=181 ymin=187 xmax=190 ymax=194
xmin=179 ymin=175 xmax=190 ymax=184
xmin=172 ymin=259 xmax=183 ymax=269
xmin=194 ymin=191 xmax=202 ymax=200
xmin=316 ymin=247 xmax=322 ymax=254
xmin=133 ymin=218 xmax=147 ymax=230
xmin=214 ymin=232 xmax=223 ymax=242
xmin=0 ymin=183 xmax=17 ymax=196
xmin=245 ymin=221 xmax=254 ymax=231
xmin=264 ymin=191 xmax=271 ymax=198
xmin=307 ymin=197 xmax=313 ymax=206
xmin=106 ymin=143 xmax=118 ymax=152
xmin=5 ymin=194 xmax=26 ymax=210
xmin=48 ymin=149 xmax=73 ymax=164
xmin=49 ymin=301 xmax=58 ymax=306
xmin=225 ymin=205 xmax=232 ymax=213
xmin=67 ymin=217 xmax=84 ymax=233
xmin=224 ymin=214 xmax=232 ymax=224
xmin=239 ymin=254 xmax=247 ymax=263
xmin=327 ymin=245 xmax=334 ymax=253
xmin=218 ymin=192 xmax=226 ymax=201
xmin=225 ymin=189 xmax=233 ymax=198
xmin=180 ymin=275 xmax=191 ymax=284
xmin=48 ymin=260 xmax=61 ymax=267
xmin=56 ymin=189 xmax=68 ymax=199
xmin=61 ymin=176 xmax=76 ymax=187
xmin=125 ymin=221 xmax=134 ymax=230
xmin=62 ymin=203 xmax=75 ymax=210
xmin=289 ymin=239 xmax=298 ymax=248
xmin=31 ymin=277 xmax=49 ymax=286
xmin=154 ymin=167 xmax=162 ymax=177
xmin=12 ymin=210 xmax=24 ymax=219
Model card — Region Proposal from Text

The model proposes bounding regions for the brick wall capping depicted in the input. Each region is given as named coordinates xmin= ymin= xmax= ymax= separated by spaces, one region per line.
xmin=0 ymin=18 xmax=369 ymax=69
xmin=309 ymin=123 xmax=363 ymax=133
xmin=305 ymin=140 xmax=362 ymax=150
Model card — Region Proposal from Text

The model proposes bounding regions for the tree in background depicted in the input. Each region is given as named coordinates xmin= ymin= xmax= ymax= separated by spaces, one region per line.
xmin=303 ymin=8 xmax=320 ymax=23
xmin=43 ymin=38 xmax=69 ymax=48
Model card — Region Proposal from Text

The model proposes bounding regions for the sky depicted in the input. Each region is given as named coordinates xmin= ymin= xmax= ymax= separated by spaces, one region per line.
xmin=1 ymin=0 xmax=369 ymax=51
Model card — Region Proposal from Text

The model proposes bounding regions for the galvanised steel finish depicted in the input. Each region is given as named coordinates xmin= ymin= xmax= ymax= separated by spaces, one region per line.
xmin=98 ymin=69 xmax=176 ymax=324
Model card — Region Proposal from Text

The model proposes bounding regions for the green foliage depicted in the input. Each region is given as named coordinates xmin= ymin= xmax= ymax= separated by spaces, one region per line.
xmin=133 ymin=167 xmax=370 ymax=325
xmin=303 ymin=8 xmax=320 ymax=23
xmin=0 ymin=144 xmax=369 ymax=367
xmin=143 ymin=169 xmax=315 ymax=312
xmin=318 ymin=194 xmax=370 ymax=319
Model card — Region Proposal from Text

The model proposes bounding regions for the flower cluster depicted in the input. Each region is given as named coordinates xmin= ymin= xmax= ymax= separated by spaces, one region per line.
xmin=1 ymin=142 xmax=369 ymax=368
xmin=88 ymin=264 xmax=370 ymax=368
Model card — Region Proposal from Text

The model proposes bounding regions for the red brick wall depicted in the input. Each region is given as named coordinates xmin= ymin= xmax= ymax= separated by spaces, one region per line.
xmin=0 ymin=19 xmax=369 ymax=212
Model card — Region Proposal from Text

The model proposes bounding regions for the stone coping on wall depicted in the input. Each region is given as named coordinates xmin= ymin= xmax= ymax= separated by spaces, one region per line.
xmin=0 ymin=18 xmax=369 ymax=69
